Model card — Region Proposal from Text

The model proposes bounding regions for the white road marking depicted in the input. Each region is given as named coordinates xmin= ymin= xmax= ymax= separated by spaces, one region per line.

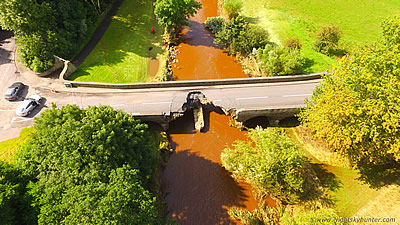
xmin=11 ymin=117 xmax=34 ymax=122
xmin=235 ymin=96 xmax=269 ymax=100
xmin=142 ymin=101 xmax=172 ymax=105
xmin=0 ymin=109 xmax=14 ymax=112
xmin=282 ymin=94 xmax=312 ymax=97
xmin=110 ymin=104 xmax=125 ymax=107
xmin=212 ymin=99 xmax=222 ymax=102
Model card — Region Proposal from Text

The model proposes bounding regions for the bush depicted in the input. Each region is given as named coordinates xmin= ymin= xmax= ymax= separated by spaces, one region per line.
xmin=231 ymin=24 xmax=270 ymax=55
xmin=285 ymin=37 xmax=302 ymax=50
xmin=314 ymin=24 xmax=342 ymax=55
xmin=204 ymin=16 xmax=225 ymax=34
xmin=281 ymin=208 xmax=341 ymax=225
xmin=256 ymin=44 xmax=306 ymax=76
xmin=214 ymin=15 xmax=246 ymax=48
xmin=223 ymin=0 xmax=243 ymax=20
xmin=221 ymin=128 xmax=310 ymax=205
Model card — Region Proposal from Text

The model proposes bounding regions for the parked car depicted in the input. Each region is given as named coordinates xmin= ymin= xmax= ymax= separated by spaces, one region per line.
xmin=16 ymin=95 xmax=42 ymax=117
xmin=4 ymin=82 xmax=25 ymax=101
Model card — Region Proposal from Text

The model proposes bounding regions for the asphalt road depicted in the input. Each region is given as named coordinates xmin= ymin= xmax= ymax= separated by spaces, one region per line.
xmin=0 ymin=30 xmax=320 ymax=141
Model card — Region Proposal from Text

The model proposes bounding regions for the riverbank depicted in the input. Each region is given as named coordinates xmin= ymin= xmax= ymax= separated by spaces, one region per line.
xmin=287 ymin=127 xmax=400 ymax=220
xmin=239 ymin=0 xmax=400 ymax=73
xmin=68 ymin=0 xmax=166 ymax=83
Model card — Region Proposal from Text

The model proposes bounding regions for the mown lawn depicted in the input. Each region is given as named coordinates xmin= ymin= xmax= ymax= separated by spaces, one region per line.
xmin=0 ymin=127 xmax=34 ymax=163
xmin=287 ymin=127 xmax=400 ymax=219
xmin=241 ymin=0 xmax=400 ymax=73
xmin=68 ymin=0 xmax=164 ymax=83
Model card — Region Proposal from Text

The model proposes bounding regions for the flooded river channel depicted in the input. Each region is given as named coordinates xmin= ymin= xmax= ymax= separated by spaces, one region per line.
xmin=162 ymin=0 xmax=258 ymax=224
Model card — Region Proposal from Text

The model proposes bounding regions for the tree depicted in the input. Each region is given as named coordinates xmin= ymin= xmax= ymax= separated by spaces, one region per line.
xmin=0 ymin=0 xmax=112 ymax=72
xmin=0 ymin=161 xmax=37 ymax=225
xmin=300 ymin=16 xmax=400 ymax=173
xmin=17 ymin=105 xmax=162 ymax=224
xmin=313 ymin=24 xmax=342 ymax=56
xmin=223 ymin=0 xmax=243 ymax=20
xmin=154 ymin=0 xmax=202 ymax=34
xmin=221 ymin=128 xmax=310 ymax=205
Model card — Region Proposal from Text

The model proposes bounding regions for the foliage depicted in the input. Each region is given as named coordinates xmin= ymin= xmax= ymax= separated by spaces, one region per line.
xmin=281 ymin=208 xmax=341 ymax=225
xmin=214 ymin=16 xmax=246 ymax=48
xmin=221 ymin=128 xmax=310 ymax=205
xmin=314 ymin=24 xmax=342 ymax=56
xmin=256 ymin=44 xmax=306 ymax=76
xmin=381 ymin=15 xmax=400 ymax=46
xmin=0 ymin=161 xmax=37 ymax=225
xmin=228 ymin=205 xmax=281 ymax=225
xmin=223 ymin=0 xmax=243 ymax=20
xmin=231 ymin=24 xmax=270 ymax=55
xmin=285 ymin=37 xmax=302 ymax=50
xmin=16 ymin=105 xmax=162 ymax=224
xmin=154 ymin=0 xmax=202 ymax=33
xmin=0 ymin=0 xmax=112 ymax=72
xmin=213 ymin=16 xmax=269 ymax=55
xmin=300 ymin=16 xmax=400 ymax=171
xmin=204 ymin=16 xmax=225 ymax=34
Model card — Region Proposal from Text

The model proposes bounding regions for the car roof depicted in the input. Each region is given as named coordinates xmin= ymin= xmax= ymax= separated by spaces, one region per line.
xmin=9 ymin=82 xmax=24 ymax=87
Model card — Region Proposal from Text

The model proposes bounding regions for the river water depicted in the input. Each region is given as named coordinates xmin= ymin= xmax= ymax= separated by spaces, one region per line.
xmin=162 ymin=0 xmax=258 ymax=224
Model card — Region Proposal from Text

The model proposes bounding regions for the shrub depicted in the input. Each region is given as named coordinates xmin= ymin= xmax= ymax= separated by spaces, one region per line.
xmin=285 ymin=37 xmax=302 ymax=50
xmin=231 ymin=24 xmax=270 ymax=55
xmin=256 ymin=44 xmax=306 ymax=76
xmin=223 ymin=0 xmax=243 ymax=20
xmin=314 ymin=24 xmax=342 ymax=55
xmin=204 ymin=16 xmax=225 ymax=34
xmin=221 ymin=128 xmax=310 ymax=205
xmin=214 ymin=15 xmax=246 ymax=49
xmin=281 ymin=208 xmax=341 ymax=225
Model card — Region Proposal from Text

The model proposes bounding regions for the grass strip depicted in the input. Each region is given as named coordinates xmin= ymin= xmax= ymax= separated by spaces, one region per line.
xmin=69 ymin=0 xmax=164 ymax=83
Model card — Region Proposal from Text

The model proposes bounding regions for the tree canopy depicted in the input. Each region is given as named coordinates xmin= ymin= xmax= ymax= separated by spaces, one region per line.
xmin=154 ymin=0 xmax=202 ymax=33
xmin=15 ymin=105 xmax=162 ymax=224
xmin=0 ymin=0 xmax=113 ymax=72
xmin=221 ymin=128 xmax=310 ymax=205
xmin=300 ymin=16 xmax=400 ymax=170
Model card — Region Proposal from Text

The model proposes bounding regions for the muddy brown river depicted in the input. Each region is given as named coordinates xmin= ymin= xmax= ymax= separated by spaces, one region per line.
xmin=162 ymin=0 xmax=259 ymax=224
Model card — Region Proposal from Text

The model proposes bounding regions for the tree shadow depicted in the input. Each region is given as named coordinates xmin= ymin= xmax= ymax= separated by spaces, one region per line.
xmin=301 ymin=163 xmax=341 ymax=207
xmin=242 ymin=16 xmax=259 ymax=24
xmin=162 ymin=148 xmax=251 ymax=225
xmin=301 ymin=57 xmax=315 ymax=74
xmin=356 ymin=160 xmax=400 ymax=189
xmin=0 ymin=30 xmax=13 ymax=66
xmin=178 ymin=20 xmax=222 ymax=48
xmin=69 ymin=0 xmax=163 ymax=82
xmin=72 ymin=0 xmax=124 ymax=66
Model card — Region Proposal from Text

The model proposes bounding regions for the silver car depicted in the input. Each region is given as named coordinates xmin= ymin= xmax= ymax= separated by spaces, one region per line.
xmin=16 ymin=95 xmax=43 ymax=117
xmin=4 ymin=82 xmax=25 ymax=101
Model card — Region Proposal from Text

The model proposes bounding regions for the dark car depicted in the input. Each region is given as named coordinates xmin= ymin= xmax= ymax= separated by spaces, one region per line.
xmin=4 ymin=82 xmax=25 ymax=101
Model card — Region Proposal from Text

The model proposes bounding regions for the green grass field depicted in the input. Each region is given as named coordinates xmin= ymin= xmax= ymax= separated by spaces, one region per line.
xmin=287 ymin=128 xmax=400 ymax=219
xmin=241 ymin=0 xmax=400 ymax=73
xmin=68 ymin=0 xmax=165 ymax=83
xmin=0 ymin=127 xmax=34 ymax=163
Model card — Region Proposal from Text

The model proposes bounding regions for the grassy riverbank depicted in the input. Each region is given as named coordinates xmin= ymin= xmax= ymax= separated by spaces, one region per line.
xmin=0 ymin=127 xmax=34 ymax=163
xmin=68 ymin=0 xmax=165 ymax=83
xmin=240 ymin=0 xmax=400 ymax=73
xmin=287 ymin=127 xmax=400 ymax=219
